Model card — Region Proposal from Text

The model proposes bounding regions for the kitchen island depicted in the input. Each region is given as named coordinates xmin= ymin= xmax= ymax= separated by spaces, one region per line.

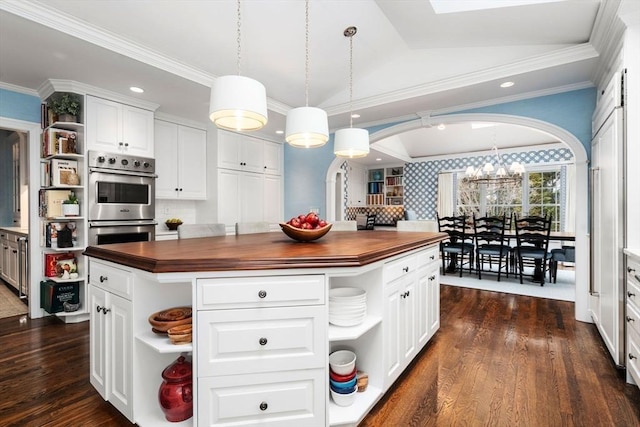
xmin=84 ymin=230 xmax=447 ymax=427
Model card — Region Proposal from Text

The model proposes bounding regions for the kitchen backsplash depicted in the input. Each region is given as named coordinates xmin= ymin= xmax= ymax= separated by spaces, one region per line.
xmin=156 ymin=199 xmax=197 ymax=226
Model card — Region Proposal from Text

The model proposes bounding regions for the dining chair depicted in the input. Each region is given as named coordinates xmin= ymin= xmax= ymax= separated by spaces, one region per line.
xmin=473 ymin=214 xmax=510 ymax=281
xmin=178 ymin=223 xmax=226 ymax=239
xmin=235 ymin=222 xmax=271 ymax=235
xmin=513 ymin=214 xmax=552 ymax=285
xmin=549 ymin=245 xmax=575 ymax=283
xmin=357 ymin=214 xmax=376 ymax=230
xmin=436 ymin=213 xmax=474 ymax=277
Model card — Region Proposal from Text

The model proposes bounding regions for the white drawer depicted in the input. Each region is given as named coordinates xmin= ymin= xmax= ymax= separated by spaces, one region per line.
xmin=627 ymin=302 xmax=640 ymax=339
xmin=384 ymin=253 xmax=417 ymax=284
xmin=628 ymin=262 xmax=640 ymax=310
xmin=197 ymin=305 xmax=326 ymax=377
xmin=197 ymin=275 xmax=325 ymax=310
xmin=198 ymin=368 xmax=325 ymax=427
xmin=417 ymin=246 xmax=439 ymax=268
xmin=627 ymin=326 xmax=640 ymax=386
xmin=89 ymin=259 xmax=132 ymax=300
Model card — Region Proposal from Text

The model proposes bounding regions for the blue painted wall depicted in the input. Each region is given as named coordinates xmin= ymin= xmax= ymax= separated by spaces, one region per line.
xmin=0 ymin=88 xmax=41 ymax=123
xmin=283 ymin=88 xmax=596 ymax=219
xmin=0 ymin=88 xmax=40 ymax=226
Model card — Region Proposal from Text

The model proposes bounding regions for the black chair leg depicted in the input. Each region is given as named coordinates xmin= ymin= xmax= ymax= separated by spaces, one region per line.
xmin=441 ymin=250 xmax=446 ymax=276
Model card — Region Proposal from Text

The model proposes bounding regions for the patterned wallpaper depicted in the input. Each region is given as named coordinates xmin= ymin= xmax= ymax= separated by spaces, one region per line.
xmin=404 ymin=147 xmax=574 ymax=220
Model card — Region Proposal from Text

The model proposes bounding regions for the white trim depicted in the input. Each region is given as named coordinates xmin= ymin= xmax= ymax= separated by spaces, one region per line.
xmin=325 ymin=112 xmax=590 ymax=323
xmin=0 ymin=116 xmax=45 ymax=319
xmin=408 ymin=142 xmax=567 ymax=163
xmin=0 ymin=81 xmax=39 ymax=97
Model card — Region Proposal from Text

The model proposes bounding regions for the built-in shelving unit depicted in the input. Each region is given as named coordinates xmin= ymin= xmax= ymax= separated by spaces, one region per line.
xmin=366 ymin=166 xmax=404 ymax=206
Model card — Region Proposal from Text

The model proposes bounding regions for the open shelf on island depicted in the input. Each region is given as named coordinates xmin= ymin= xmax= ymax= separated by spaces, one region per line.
xmin=137 ymin=329 xmax=193 ymax=354
xmin=329 ymin=385 xmax=383 ymax=426
xmin=47 ymin=276 xmax=85 ymax=283
xmin=328 ymin=314 xmax=382 ymax=342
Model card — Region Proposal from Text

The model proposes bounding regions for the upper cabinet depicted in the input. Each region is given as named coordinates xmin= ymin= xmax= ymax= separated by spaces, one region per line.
xmin=86 ymin=96 xmax=154 ymax=157
xmin=348 ymin=163 xmax=367 ymax=207
xmin=155 ymin=120 xmax=207 ymax=200
xmin=218 ymin=130 xmax=282 ymax=176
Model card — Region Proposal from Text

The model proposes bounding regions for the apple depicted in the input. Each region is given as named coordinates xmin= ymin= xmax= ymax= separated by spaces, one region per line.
xmin=318 ymin=219 xmax=327 ymax=228
xmin=305 ymin=212 xmax=319 ymax=227
xmin=298 ymin=214 xmax=307 ymax=223
xmin=290 ymin=218 xmax=301 ymax=228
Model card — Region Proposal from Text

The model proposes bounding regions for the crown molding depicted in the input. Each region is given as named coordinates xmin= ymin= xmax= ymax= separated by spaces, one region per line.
xmin=37 ymin=79 xmax=160 ymax=111
xmin=154 ymin=112 xmax=208 ymax=130
xmin=324 ymin=44 xmax=599 ymax=116
xmin=0 ymin=81 xmax=39 ymax=97
xmin=589 ymin=0 xmax=626 ymax=88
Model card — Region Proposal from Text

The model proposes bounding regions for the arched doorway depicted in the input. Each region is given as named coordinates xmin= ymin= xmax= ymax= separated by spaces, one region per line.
xmin=326 ymin=113 xmax=590 ymax=322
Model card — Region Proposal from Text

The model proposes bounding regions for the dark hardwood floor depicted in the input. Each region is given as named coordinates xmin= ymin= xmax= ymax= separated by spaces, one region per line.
xmin=1 ymin=285 xmax=638 ymax=426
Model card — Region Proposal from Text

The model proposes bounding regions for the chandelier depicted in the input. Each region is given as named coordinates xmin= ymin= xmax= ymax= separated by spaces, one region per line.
xmin=465 ymin=145 xmax=525 ymax=185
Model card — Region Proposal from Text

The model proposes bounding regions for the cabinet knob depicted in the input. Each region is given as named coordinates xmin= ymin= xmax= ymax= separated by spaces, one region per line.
xmin=627 ymin=316 xmax=635 ymax=323
xmin=258 ymin=290 xmax=267 ymax=299
xmin=119 ymin=142 xmax=123 ymax=146
xmin=402 ymin=266 xmax=409 ymax=273
xmin=259 ymin=402 xmax=268 ymax=411
xmin=100 ymin=275 xmax=108 ymax=283
xmin=102 ymin=307 xmax=111 ymax=315
xmin=429 ymin=275 xmax=436 ymax=281
xmin=259 ymin=337 xmax=268 ymax=346
xmin=179 ymin=188 xmax=183 ymax=192
xmin=175 ymin=188 xmax=179 ymax=192
xmin=628 ymin=267 xmax=636 ymax=274
xmin=429 ymin=255 xmax=435 ymax=260
xmin=96 ymin=305 xmax=102 ymax=313
xmin=629 ymin=292 xmax=636 ymax=298
xmin=12 ymin=250 xmax=17 ymax=254
xmin=630 ymin=353 xmax=638 ymax=361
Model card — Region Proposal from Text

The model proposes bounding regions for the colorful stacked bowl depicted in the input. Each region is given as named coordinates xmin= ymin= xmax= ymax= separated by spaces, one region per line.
xmin=329 ymin=350 xmax=358 ymax=406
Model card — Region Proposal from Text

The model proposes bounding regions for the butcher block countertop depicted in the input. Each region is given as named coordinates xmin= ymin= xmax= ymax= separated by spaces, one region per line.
xmin=84 ymin=231 xmax=448 ymax=273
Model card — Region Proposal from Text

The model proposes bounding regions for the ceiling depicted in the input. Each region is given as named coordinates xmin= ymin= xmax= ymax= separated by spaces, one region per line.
xmin=0 ymin=0 xmax=619 ymax=166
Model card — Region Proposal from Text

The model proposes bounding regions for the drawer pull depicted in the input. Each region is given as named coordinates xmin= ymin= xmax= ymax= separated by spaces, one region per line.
xmin=102 ymin=307 xmax=111 ymax=315
xmin=99 ymin=276 xmax=108 ymax=283
xmin=258 ymin=290 xmax=267 ymax=299
xmin=629 ymin=291 xmax=636 ymax=298
xmin=402 ymin=266 xmax=409 ymax=273
xmin=429 ymin=275 xmax=436 ymax=281
xmin=259 ymin=401 xmax=268 ymax=411
xmin=259 ymin=337 xmax=268 ymax=346
xmin=630 ymin=353 xmax=637 ymax=361
xmin=96 ymin=305 xmax=102 ymax=313
xmin=429 ymin=255 xmax=435 ymax=260
xmin=627 ymin=316 xmax=635 ymax=323
xmin=628 ymin=267 xmax=636 ymax=274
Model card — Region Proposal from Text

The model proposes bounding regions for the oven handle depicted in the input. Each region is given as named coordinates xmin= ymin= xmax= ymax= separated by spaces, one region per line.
xmin=89 ymin=220 xmax=158 ymax=227
xmin=89 ymin=167 xmax=158 ymax=178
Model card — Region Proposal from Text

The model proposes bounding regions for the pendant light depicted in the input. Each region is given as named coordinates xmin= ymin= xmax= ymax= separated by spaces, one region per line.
xmin=334 ymin=26 xmax=369 ymax=159
xmin=285 ymin=0 xmax=329 ymax=148
xmin=209 ymin=0 xmax=268 ymax=131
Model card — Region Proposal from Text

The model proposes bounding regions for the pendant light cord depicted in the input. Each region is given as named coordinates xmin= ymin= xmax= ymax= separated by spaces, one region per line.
xmin=236 ymin=0 xmax=242 ymax=76
xmin=304 ymin=0 xmax=310 ymax=107
xmin=344 ymin=26 xmax=357 ymax=128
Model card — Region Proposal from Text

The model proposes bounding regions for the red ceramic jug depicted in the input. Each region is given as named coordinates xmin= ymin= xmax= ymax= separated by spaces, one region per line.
xmin=158 ymin=355 xmax=193 ymax=422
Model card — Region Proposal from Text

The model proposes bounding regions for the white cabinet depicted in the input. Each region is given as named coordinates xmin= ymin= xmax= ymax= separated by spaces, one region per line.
xmin=86 ymin=96 xmax=154 ymax=157
xmin=218 ymin=130 xmax=282 ymax=175
xmin=626 ymin=254 xmax=640 ymax=387
xmin=89 ymin=276 xmax=133 ymax=422
xmin=383 ymin=253 xmax=418 ymax=387
xmin=217 ymin=130 xmax=283 ymax=226
xmin=417 ymin=247 xmax=440 ymax=347
xmin=348 ymin=163 xmax=367 ymax=207
xmin=155 ymin=120 xmax=207 ymax=199
xmin=0 ymin=232 xmax=19 ymax=287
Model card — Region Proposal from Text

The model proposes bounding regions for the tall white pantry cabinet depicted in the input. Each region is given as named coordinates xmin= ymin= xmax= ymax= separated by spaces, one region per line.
xmin=217 ymin=130 xmax=283 ymax=227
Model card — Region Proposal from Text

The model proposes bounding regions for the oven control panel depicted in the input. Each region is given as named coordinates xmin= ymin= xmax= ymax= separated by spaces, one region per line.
xmin=88 ymin=151 xmax=155 ymax=173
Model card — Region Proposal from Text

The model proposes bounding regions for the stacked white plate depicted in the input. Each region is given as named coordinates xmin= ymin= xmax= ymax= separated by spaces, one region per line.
xmin=329 ymin=287 xmax=367 ymax=326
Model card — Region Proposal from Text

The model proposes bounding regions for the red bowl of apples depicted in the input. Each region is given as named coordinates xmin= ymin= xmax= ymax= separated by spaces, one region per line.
xmin=280 ymin=212 xmax=332 ymax=242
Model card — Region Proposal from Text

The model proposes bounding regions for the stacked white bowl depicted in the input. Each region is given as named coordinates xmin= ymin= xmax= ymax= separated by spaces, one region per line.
xmin=329 ymin=287 xmax=367 ymax=326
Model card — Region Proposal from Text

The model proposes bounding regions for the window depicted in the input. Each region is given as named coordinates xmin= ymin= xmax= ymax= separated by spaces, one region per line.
xmin=456 ymin=168 xmax=561 ymax=231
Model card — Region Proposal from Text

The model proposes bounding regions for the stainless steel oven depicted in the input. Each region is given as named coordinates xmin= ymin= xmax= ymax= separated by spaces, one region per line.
xmin=87 ymin=151 xmax=157 ymax=244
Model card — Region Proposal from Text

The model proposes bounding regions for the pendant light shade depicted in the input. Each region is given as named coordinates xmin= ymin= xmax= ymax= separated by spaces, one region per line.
xmin=334 ymin=26 xmax=369 ymax=158
xmin=209 ymin=0 xmax=268 ymax=132
xmin=285 ymin=0 xmax=328 ymax=148
xmin=209 ymin=75 xmax=268 ymax=131
xmin=334 ymin=127 xmax=369 ymax=158
xmin=286 ymin=107 xmax=329 ymax=148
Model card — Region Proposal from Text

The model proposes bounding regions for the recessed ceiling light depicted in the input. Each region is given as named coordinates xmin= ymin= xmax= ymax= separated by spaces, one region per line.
xmin=376 ymin=158 xmax=382 ymax=161
xmin=500 ymin=81 xmax=515 ymax=88
xmin=275 ymin=130 xmax=284 ymax=135
xmin=437 ymin=124 xmax=446 ymax=130
xmin=130 ymin=86 xmax=144 ymax=93
xmin=351 ymin=113 xmax=360 ymax=119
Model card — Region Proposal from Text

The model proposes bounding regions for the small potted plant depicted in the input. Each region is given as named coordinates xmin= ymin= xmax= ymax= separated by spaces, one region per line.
xmin=62 ymin=192 xmax=80 ymax=217
xmin=51 ymin=93 xmax=81 ymax=123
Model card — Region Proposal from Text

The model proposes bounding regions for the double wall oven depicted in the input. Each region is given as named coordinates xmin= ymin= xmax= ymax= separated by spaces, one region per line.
xmin=87 ymin=151 xmax=157 ymax=245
